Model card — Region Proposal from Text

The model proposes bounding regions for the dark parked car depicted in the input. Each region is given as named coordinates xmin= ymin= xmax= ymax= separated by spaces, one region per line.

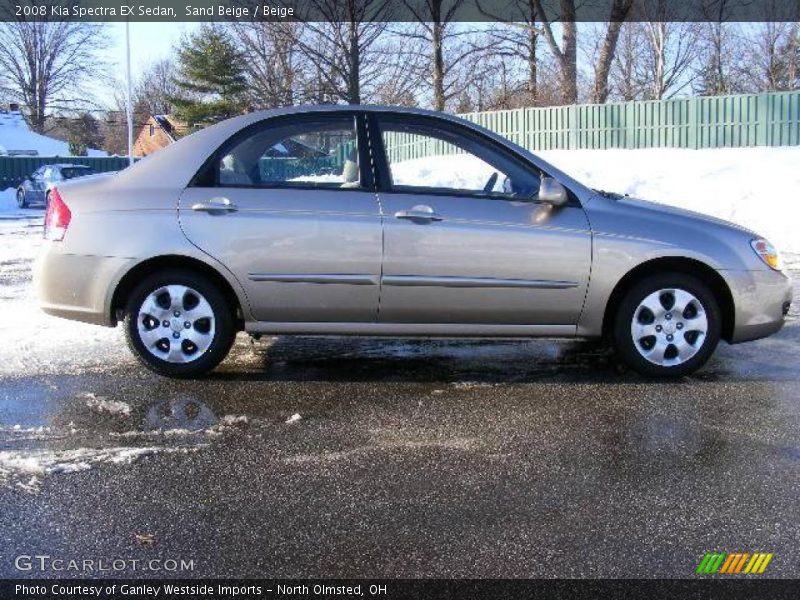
xmin=17 ymin=164 xmax=96 ymax=208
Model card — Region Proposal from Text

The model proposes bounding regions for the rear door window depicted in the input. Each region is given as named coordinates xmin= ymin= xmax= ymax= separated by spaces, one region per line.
xmin=215 ymin=115 xmax=364 ymax=189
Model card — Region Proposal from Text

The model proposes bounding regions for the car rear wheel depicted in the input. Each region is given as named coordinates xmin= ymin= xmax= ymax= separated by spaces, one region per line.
xmin=17 ymin=189 xmax=27 ymax=208
xmin=612 ymin=273 xmax=721 ymax=377
xmin=123 ymin=270 xmax=236 ymax=378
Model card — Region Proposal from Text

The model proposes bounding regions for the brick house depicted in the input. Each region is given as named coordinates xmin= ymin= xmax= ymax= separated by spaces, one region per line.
xmin=133 ymin=115 xmax=186 ymax=157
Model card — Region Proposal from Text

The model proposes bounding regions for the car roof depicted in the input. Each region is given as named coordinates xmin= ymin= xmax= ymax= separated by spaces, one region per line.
xmin=237 ymin=104 xmax=490 ymax=130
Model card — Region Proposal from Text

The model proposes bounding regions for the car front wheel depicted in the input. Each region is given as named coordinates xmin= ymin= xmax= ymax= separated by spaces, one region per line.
xmin=123 ymin=270 xmax=236 ymax=378
xmin=612 ymin=273 xmax=721 ymax=377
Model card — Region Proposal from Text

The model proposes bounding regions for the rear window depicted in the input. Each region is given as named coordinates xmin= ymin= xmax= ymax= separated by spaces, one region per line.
xmin=61 ymin=167 xmax=95 ymax=180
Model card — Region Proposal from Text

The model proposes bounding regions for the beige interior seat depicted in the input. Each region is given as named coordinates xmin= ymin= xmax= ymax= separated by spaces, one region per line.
xmin=339 ymin=150 xmax=360 ymax=188
xmin=220 ymin=154 xmax=252 ymax=186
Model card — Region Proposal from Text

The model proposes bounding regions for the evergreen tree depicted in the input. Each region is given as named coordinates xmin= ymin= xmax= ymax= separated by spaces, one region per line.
xmin=169 ymin=26 xmax=249 ymax=127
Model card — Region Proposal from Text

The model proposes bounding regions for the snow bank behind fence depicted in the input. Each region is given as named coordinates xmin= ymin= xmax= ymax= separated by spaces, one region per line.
xmin=541 ymin=147 xmax=800 ymax=255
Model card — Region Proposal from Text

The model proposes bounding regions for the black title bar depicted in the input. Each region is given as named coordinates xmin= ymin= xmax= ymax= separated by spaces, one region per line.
xmin=3 ymin=579 xmax=800 ymax=600
xmin=1 ymin=0 xmax=800 ymax=22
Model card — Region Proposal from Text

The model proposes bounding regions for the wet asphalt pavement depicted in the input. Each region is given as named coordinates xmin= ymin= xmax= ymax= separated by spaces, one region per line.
xmin=0 ymin=218 xmax=799 ymax=579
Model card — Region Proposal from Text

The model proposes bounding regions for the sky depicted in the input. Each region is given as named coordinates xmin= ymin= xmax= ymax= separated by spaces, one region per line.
xmin=101 ymin=22 xmax=199 ymax=107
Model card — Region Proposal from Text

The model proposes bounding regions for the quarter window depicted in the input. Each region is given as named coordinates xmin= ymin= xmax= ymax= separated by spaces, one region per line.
xmin=216 ymin=116 xmax=362 ymax=189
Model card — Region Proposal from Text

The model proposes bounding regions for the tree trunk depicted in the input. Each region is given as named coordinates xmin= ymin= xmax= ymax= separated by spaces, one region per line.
xmin=431 ymin=3 xmax=445 ymax=112
xmin=650 ymin=23 xmax=667 ymax=99
xmin=347 ymin=20 xmax=360 ymax=104
xmin=527 ymin=18 xmax=538 ymax=105
xmin=788 ymin=23 xmax=799 ymax=89
xmin=561 ymin=19 xmax=578 ymax=104
xmin=531 ymin=0 xmax=576 ymax=104
xmin=591 ymin=0 xmax=633 ymax=104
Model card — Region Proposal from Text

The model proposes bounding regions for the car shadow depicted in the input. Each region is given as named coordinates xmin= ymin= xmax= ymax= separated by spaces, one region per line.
xmin=201 ymin=335 xmax=775 ymax=385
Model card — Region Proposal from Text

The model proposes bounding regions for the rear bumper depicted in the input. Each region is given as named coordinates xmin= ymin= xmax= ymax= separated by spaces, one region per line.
xmin=34 ymin=243 xmax=134 ymax=327
xmin=722 ymin=268 xmax=793 ymax=344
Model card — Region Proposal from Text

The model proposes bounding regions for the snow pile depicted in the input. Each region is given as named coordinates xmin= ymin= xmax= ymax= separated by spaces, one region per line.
xmin=221 ymin=414 xmax=249 ymax=425
xmin=112 ymin=413 xmax=251 ymax=439
xmin=0 ymin=445 xmax=204 ymax=491
xmin=82 ymin=392 xmax=132 ymax=416
xmin=391 ymin=154 xmax=498 ymax=191
xmin=0 ymin=109 xmax=106 ymax=157
xmin=540 ymin=146 xmax=800 ymax=254
xmin=0 ymin=187 xmax=20 ymax=214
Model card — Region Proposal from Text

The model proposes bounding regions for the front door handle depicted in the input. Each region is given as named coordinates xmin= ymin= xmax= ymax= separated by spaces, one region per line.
xmin=191 ymin=197 xmax=238 ymax=214
xmin=394 ymin=205 xmax=443 ymax=222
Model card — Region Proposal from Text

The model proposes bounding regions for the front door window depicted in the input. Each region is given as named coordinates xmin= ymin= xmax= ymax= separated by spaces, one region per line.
xmin=379 ymin=118 xmax=541 ymax=199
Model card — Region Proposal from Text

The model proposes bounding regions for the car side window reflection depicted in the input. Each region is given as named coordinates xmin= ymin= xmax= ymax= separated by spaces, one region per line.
xmin=378 ymin=118 xmax=541 ymax=199
xmin=217 ymin=116 xmax=362 ymax=189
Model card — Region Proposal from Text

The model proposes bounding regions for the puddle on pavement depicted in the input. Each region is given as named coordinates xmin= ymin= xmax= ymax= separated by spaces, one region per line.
xmin=0 ymin=379 xmax=250 ymax=494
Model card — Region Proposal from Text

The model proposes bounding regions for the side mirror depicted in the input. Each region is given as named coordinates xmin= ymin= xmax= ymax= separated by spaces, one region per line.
xmin=538 ymin=177 xmax=568 ymax=206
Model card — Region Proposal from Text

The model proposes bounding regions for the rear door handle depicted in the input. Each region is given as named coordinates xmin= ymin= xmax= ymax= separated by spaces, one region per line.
xmin=191 ymin=197 xmax=238 ymax=214
xmin=394 ymin=205 xmax=443 ymax=222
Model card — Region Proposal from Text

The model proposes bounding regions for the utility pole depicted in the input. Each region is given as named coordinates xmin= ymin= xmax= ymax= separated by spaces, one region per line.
xmin=125 ymin=21 xmax=134 ymax=166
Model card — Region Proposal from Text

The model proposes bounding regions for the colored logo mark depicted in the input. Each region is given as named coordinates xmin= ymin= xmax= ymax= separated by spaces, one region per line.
xmin=696 ymin=552 xmax=773 ymax=574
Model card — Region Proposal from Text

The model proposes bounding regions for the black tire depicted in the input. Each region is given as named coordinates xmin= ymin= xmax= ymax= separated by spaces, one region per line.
xmin=123 ymin=269 xmax=236 ymax=378
xmin=612 ymin=272 xmax=721 ymax=377
xmin=17 ymin=189 xmax=27 ymax=208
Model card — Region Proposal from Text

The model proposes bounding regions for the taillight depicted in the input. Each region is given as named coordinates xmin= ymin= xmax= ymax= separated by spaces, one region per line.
xmin=44 ymin=187 xmax=71 ymax=241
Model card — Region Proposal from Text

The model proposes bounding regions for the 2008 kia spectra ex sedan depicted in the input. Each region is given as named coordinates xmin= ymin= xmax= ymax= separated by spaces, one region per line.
xmin=35 ymin=105 xmax=793 ymax=378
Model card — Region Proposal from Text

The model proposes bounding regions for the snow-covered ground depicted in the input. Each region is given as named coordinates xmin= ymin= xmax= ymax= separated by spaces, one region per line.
xmin=0 ymin=209 xmax=129 ymax=377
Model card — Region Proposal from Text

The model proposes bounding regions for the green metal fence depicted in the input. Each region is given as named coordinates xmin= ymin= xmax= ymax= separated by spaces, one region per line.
xmin=461 ymin=91 xmax=800 ymax=151
xmin=0 ymin=156 xmax=132 ymax=190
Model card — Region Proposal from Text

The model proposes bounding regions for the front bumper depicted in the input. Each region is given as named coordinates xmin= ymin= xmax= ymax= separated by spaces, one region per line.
xmin=34 ymin=242 xmax=134 ymax=327
xmin=722 ymin=268 xmax=793 ymax=343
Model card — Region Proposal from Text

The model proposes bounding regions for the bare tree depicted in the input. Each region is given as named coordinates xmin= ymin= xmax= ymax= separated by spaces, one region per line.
xmin=0 ymin=19 xmax=107 ymax=132
xmin=135 ymin=58 xmax=180 ymax=116
xmin=609 ymin=22 xmax=649 ymax=100
xmin=478 ymin=1 xmax=541 ymax=106
xmin=296 ymin=0 xmax=392 ymax=104
xmin=532 ymin=0 xmax=638 ymax=105
xmin=229 ymin=21 xmax=305 ymax=108
xmin=401 ymin=0 xmax=499 ymax=111
xmin=369 ymin=25 xmax=425 ymax=106
xmin=619 ymin=0 xmax=703 ymax=101
xmin=692 ymin=0 xmax=741 ymax=95
xmin=531 ymin=0 xmax=578 ymax=104
xmin=736 ymin=16 xmax=799 ymax=93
